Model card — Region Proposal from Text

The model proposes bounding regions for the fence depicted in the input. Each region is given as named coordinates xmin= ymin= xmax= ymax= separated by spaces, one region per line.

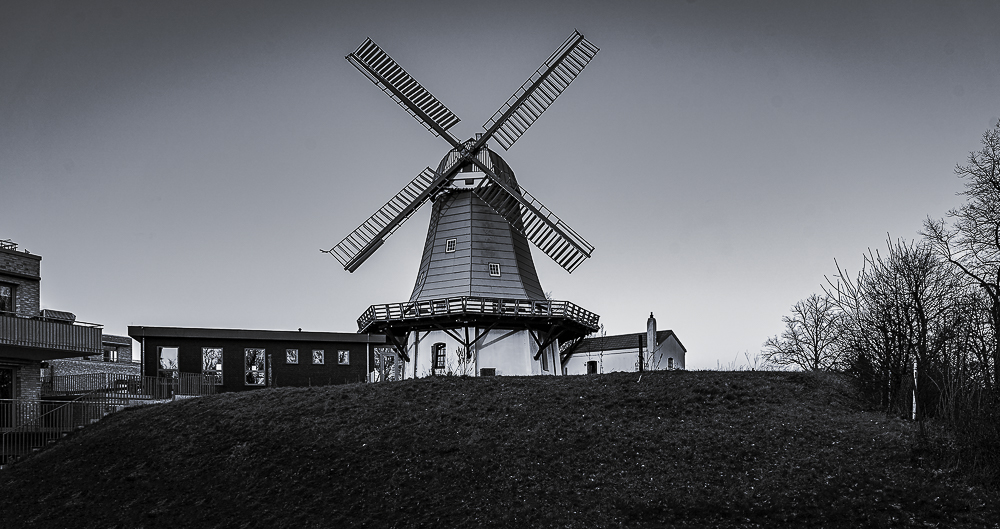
xmin=2 ymin=372 xmax=218 ymax=466
xmin=42 ymin=372 xmax=218 ymax=400
xmin=1 ymin=397 xmax=113 ymax=465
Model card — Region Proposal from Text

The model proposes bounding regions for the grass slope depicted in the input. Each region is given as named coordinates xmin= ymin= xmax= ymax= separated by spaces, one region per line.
xmin=1 ymin=371 xmax=997 ymax=528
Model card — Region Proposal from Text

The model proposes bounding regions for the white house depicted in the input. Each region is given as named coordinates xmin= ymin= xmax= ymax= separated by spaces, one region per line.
xmin=563 ymin=313 xmax=686 ymax=375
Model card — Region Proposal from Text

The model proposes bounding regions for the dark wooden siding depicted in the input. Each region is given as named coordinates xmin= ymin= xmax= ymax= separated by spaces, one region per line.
xmin=139 ymin=336 xmax=370 ymax=391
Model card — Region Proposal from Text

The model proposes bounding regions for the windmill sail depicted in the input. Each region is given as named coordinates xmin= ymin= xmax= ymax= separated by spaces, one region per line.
xmin=347 ymin=38 xmax=461 ymax=139
xmin=473 ymin=177 xmax=594 ymax=273
xmin=481 ymin=31 xmax=598 ymax=151
xmin=325 ymin=168 xmax=443 ymax=272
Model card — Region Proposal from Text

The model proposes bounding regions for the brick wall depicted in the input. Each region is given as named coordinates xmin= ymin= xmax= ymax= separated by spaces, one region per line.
xmin=15 ymin=363 xmax=41 ymax=423
xmin=48 ymin=358 xmax=141 ymax=377
xmin=0 ymin=247 xmax=41 ymax=317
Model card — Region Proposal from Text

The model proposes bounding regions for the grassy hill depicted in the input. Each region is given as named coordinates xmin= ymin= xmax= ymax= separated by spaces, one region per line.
xmin=1 ymin=371 xmax=997 ymax=528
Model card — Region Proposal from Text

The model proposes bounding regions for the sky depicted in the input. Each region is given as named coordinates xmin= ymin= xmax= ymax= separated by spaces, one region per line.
xmin=2 ymin=0 xmax=999 ymax=370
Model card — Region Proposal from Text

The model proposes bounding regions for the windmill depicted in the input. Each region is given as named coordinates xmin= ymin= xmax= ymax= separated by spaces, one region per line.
xmin=325 ymin=31 xmax=601 ymax=377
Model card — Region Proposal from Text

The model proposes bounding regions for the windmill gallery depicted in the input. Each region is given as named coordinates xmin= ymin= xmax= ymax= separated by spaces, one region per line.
xmin=129 ymin=31 xmax=686 ymax=390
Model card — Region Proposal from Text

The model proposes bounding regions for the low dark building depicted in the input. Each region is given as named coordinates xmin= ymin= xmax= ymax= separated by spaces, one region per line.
xmin=128 ymin=326 xmax=385 ymax=392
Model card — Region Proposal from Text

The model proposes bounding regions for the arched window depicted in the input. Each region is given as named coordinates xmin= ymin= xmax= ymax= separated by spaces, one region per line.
xmin=433 ymin=343 xmax=447 ymax=370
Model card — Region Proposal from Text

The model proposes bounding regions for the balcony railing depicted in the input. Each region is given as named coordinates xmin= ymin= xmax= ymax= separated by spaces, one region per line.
xmin=0 ymin=313 xmax=102 ymax=355
xmin=358 ymin=296 xmax=600 ymax=331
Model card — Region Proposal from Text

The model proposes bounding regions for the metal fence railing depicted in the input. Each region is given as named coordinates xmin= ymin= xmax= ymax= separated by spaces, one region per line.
xmin=42 ymin=372 xmax=217 ymax=400
xmin=1 ymin=397 xmax=113 ymax=465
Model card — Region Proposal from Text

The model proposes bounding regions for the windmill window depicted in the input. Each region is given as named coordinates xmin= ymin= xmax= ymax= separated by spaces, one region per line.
xmin=286 ymin=349 xmax=299 ymax=364
xmin=433 ymin=343 xmax=447 ymax=370
xmin=202 ymin=347 xmax=223 ymax=385
xmin=245 ymin=348 xmax=266 ymax=386
xmin=313 ymin=350 xmax=325 ymax=365
xmin=445 ymin=239 xmax=457 ymax=253
xmin=338 ymin=350 xmax=350 ymax=365
xmin=489 ymin=263 xmax=501 ymax=277
xmin=668 ymin=357 xmax=674 ymax=369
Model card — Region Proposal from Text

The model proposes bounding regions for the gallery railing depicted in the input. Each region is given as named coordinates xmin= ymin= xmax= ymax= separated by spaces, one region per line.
xmin=358 ymin=296 xmax=600 ymax=331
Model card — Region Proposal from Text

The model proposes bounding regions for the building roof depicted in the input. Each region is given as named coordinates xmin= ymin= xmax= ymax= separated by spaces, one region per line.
xmin=572 ymin=330 xmax=685 ymax=354
xmin=128 ymin=326 xmax=385 ymax=344
xmin=102 ymin=334 xmax=132 ymax=345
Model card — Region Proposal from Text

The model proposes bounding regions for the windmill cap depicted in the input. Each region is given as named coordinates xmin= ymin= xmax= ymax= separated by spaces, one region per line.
xmin=436 ymin=141 xmax=518 ymax=190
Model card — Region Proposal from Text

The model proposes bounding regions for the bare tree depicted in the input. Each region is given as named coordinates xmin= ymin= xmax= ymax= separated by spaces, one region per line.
xmin=761 ymin=293 xmax=845 ymax=371
xmin=826 ymin=238 xmax=961 ymax=417
xmin=923 ymin=125 xmax=1000 ymax=390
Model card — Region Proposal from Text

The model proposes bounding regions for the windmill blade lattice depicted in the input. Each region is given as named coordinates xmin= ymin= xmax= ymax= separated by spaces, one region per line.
xmin=473 ymin=178 xmax=594 ymax=273
xmin=482 ymin=31 xmax=599 ymax=151
xmin=347 ymin=38 xmax=461 ymax=139
xmin=325 ymin=167 xmax=442 ymax=272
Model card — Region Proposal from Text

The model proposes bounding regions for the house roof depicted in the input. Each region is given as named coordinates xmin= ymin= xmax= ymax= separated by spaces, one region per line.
xmin=128 ymin=326 xmax=385 ymax=344
xmin=572 ymin=329 xmax=686 ymax=354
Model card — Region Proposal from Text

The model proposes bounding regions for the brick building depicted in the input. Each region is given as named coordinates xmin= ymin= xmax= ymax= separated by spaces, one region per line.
xmin=45 ymin=334 xmax=138 ymax=379
xmin=1 ymin=239 xmax=105 ymax=428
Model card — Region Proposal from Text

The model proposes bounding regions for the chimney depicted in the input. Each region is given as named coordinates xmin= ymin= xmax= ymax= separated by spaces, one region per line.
xmin=647 ymin=312 xmax=656 ymax=357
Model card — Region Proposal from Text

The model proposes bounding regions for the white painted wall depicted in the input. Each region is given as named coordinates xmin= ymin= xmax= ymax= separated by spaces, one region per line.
xmin=400 ymin=327 xmax=560 ymax=377
xmin=563 ymin=335 xmax=686 ymax=375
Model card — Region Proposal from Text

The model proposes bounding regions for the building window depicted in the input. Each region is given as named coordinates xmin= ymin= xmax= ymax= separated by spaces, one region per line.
xmin=668 ymin=357 xmax=674 ymax=369
xmin=203 ymin=348 xmax=223 ymax=385
xmin=338 ymin=350 xmax=350 ymax=365
xmin=245 ymin=348 xmax=265 ymax=386
xmin=445 ymin=238 xmax=457 ymax=253
xmin=489 ymin=263 xmax=500 ymax=277
xmin=286 ymin=349 xmax=299 ymax=364
xmin=312 ymin=350 xmax=325 ymax=365
xmin=158 ymin=347 xmax=179 ymax=376
xmin=433 ymin=343 xmax=446 ymax=370
xmin=0 ymin=284 xmax=14 ymax=314
xmin=103 ymin=347 xmax=118 ymax=362
xmin=586 ymin=360 xmax=598 ymax=375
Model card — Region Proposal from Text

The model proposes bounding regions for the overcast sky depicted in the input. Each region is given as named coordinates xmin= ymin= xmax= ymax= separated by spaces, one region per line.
xmin=3 ymin=1 xmax=999 ymax=369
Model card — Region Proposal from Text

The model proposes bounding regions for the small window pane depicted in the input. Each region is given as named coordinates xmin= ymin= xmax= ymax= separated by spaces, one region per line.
xmin=338 ymin=350 xmax=349 ymax=365
xmin=159 ymin=347 xmax=178 ymax=371
xmin=286 ymin=349 xmax=299 ymax=364
xmin=489 ymin=263 xmax=500 ymax=276
xmin=245 ymin=348 xmax=265 ymax=386
xmin=0 ymin=284 xmax=13 ymax=313
xmin=445 ymin=238 xmax=456 ymax=253
xmin=203 ymin=348 xmax=223 ymax=385
xmin=312 ymin=350 xmax=325 ymax=365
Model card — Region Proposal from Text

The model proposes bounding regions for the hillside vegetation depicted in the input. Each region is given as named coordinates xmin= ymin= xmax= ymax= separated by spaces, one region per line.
xmin=1 ymin=371 xmax=997 ymax=528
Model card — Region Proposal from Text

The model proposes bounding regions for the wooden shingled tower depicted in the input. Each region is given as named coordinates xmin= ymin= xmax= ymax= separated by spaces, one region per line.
xmin=324 ymin=31 xmax=601 ymax=378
